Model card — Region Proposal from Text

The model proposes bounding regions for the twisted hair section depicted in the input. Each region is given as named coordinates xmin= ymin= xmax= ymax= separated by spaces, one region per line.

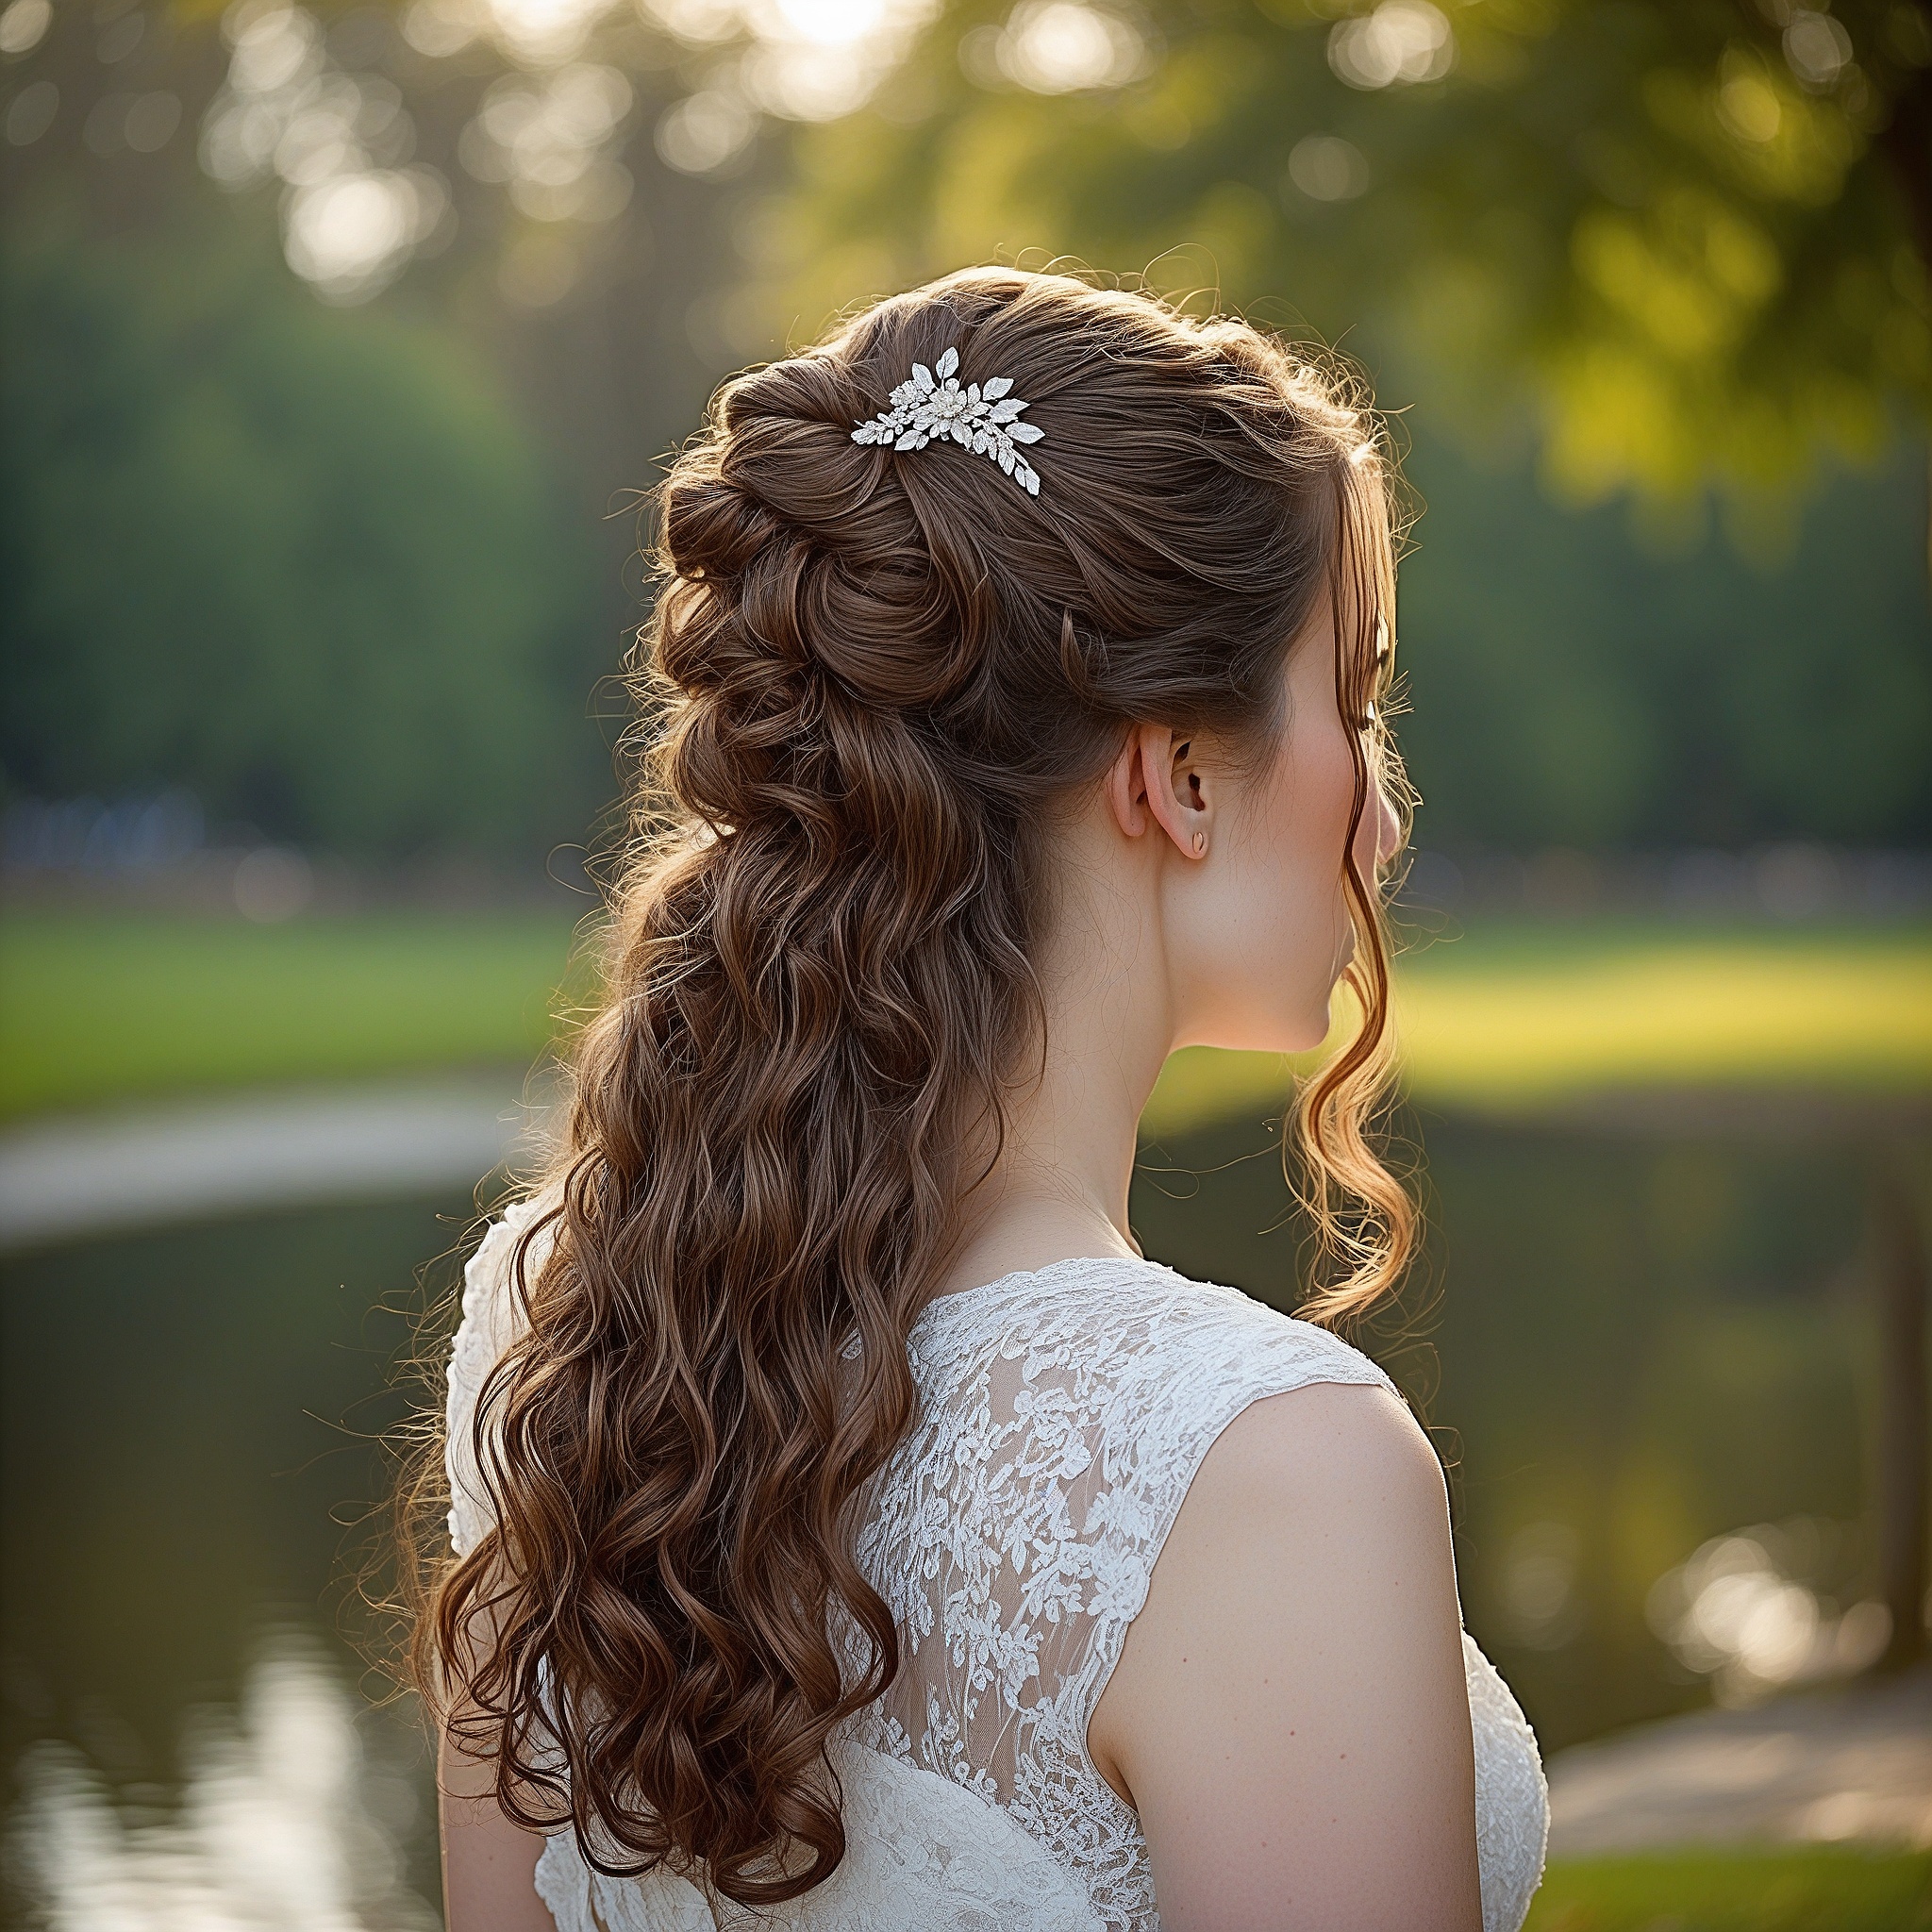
xmin=416 ymin=266 xmax=1414 ymax=1902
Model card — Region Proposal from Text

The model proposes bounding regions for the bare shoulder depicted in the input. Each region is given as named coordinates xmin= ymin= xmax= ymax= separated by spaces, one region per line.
xmin=1090 ymin=1376 xmax=1480 ymax=1932
xmin=1102 ymin=1378 xmax=1454 ymax=1711
xmin=1195 ymin=1377 xmax=1448 ymax=1529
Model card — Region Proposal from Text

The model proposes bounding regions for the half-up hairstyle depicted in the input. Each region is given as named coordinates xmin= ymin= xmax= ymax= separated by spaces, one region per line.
xmin=422 ymin=266 xmax=1413 ymax=1903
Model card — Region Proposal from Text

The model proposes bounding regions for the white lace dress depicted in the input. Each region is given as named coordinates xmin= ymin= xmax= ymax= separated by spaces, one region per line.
xmin=447 ymin=1203 xmax=1549 ymax=1932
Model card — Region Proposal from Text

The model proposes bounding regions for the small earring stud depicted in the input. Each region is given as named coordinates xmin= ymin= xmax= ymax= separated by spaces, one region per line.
xmin=1192 ymin=831 xmax=1207 ymax=855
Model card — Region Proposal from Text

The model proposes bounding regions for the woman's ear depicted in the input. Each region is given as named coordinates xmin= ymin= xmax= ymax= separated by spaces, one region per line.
xmin=1107 ymin=724 xmax=1211 ymax=858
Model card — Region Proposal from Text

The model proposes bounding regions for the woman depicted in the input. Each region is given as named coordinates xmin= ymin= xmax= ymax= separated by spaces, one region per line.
xmin=426 ymin=267 xmax=1548 ymax=1930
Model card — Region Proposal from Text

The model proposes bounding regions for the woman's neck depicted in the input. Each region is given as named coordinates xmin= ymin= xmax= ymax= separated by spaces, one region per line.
xmin=930 ymin=818 xmax=1176 ymax=1303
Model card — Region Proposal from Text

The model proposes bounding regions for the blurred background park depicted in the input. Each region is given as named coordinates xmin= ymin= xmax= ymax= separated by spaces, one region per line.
xmin=2 ymin=0 xmax=1930 ymax=1924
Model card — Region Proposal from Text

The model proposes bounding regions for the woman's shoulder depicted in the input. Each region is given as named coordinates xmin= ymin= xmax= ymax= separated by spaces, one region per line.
xmin=896 ymin=1256 xmax=1424 ymax=1740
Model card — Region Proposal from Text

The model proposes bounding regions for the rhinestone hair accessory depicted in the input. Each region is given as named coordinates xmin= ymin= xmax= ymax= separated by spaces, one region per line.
xmin=850 ymin=346 xmax=1046 ymax=496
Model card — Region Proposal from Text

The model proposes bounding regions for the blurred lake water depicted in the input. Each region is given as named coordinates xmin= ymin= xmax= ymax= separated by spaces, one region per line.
xmin=0 ymin=1116 xmax=1909 ymax=1920
xmin=1 ymin=1197 xmax=463 ymax=1925
xmin=1135 ymin=1109 xmax=1903 ymax=1749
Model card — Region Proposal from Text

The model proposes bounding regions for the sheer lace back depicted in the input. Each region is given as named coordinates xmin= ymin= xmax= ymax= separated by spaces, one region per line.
xmin=844 ymin=1257 xmax=1403 ymax=1929
xmin=447 ymin=1225 xmax=1548 ymax=1932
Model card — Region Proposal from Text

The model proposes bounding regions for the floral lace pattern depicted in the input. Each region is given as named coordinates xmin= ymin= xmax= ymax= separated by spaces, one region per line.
xmin=1465 ymin=1633 xmax=1552 ymax=1932
xmin=447 ymin=1232 xmax=1548 ymax=1932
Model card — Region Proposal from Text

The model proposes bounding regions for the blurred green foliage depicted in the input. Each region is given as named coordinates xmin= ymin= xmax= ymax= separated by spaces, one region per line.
xmin=736 ymin=0 xmax=1932 ymax=847
xmin=751 ymin=0 xmax=1931 ymax=521
xmin=0 ymin=208 xmax=608 ymax=857
xmin=1395 ymin=432 xmax=1932 ymax=845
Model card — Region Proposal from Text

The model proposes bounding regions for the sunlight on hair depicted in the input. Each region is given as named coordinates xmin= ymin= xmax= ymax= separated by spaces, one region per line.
xmin=9 ymin=1633 xmax=437 ymax=1930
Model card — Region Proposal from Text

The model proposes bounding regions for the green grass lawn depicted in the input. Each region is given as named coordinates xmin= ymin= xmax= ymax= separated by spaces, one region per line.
xmin=0 ymin=907 xmax=594 ymax=1119
xmin=1526 ymin=1846 xmax=1932 ymax=1930
xmin=1148 ymin=918 xmax=1932 ymax=1135
xmin=2 ymin=906 xmax=1928 ymax=1123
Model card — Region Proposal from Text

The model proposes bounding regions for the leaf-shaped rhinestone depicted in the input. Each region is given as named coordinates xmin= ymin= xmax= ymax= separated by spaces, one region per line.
xmin=850 ymin=345 xmax=1046 ymax=498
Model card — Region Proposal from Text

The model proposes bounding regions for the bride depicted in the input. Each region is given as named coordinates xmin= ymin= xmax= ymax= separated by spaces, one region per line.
xmin=425 ymin=266 xmax=1548 ymax=1930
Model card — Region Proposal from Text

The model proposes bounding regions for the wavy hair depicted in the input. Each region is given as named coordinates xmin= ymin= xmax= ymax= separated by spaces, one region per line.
xmin=419 ymin=266 xmax=1413 ymax=1904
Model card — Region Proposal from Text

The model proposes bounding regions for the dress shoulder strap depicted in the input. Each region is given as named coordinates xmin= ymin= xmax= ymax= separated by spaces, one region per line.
xmin=1042 ymin=1267 xmax=1406 ymax=1839
xmin=1023 ymin=1261 xmax=1402 ymax=1695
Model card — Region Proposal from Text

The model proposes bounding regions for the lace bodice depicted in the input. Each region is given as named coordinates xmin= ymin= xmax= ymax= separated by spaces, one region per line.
xmin=447 ymin=1209 xmax=1548 ymax=1932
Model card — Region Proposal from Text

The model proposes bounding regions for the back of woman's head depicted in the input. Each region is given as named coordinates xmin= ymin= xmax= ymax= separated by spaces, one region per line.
xmin=425 ymin=265 xmax=1410 ymax=1903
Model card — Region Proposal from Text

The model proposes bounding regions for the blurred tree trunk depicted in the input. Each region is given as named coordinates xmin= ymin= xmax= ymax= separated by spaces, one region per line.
xmin=1874 ymin=1162 xmax=1929 ymax=1672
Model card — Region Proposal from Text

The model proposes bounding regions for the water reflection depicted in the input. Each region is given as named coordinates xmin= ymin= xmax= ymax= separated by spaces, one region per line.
xmin=12 ymin=1630 xmax=439 ymax=1931
xmin=1647 ymin=1518 xmax=1893 ymax=1706
xmin=2 ymin=1196 xmax=468 ymax=1921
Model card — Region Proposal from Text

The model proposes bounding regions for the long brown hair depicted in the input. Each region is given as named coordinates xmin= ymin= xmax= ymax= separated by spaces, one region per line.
xmin=420 ymin=267 xmax=1412 ymax=1903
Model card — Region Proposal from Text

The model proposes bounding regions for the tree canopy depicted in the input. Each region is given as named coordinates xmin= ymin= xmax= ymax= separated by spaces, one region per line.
xmin=741 ymin=0 xmax=1930 ymax=536
xmin=0 ymin=208 xmax=602 ymax=855
xmin=1 ymin=0 xmax=1925 ymax=857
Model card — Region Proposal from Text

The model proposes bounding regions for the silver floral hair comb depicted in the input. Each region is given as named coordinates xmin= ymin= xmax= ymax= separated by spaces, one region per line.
xmin=850 ymin=346 xmax=1046 ymax=497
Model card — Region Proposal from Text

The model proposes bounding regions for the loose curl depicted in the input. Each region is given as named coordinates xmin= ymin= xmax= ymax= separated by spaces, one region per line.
xmin=417 ymin=267 xmax=1413 ymax=1904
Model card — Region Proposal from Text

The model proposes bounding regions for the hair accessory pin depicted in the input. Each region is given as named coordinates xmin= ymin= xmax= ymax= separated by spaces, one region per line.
xmin=851 ymin=345 xmax=1045 ymax=497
